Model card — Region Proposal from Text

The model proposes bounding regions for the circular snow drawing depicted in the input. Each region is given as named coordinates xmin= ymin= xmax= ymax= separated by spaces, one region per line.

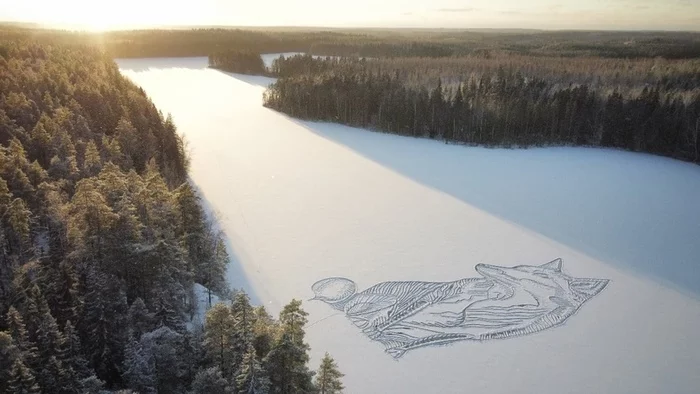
xmin=311 ymin=258 xmax=609 ymax=358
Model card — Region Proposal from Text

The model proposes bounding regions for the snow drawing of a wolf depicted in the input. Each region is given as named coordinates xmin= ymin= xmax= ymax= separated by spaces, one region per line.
xmin=310 ymin=258 xmax=609 ymax=358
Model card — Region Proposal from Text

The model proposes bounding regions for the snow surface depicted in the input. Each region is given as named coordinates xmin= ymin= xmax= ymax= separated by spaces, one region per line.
xmin=118 ymin=57 xmax=700 ymax=394
xmin=188 ymin=283 xmax=221 ymax=330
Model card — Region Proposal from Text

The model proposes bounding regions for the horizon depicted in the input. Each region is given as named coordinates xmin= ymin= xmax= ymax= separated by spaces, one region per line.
xmin=3 ymin=21 xmax=700 ymax=34
xmin=2 ymin=0 xmax=700 ymax=32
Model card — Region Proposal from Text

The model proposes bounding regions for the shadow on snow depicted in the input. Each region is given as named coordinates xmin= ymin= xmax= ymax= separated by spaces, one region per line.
xmin=290 ymin=119 xmax=700 ymax=299
xmin=190 ymin=181 xmax=262 ymax=306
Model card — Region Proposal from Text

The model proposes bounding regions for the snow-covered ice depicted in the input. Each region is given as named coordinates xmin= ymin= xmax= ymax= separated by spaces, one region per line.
xmin=118 ymin=57 xmax=700 ymax=394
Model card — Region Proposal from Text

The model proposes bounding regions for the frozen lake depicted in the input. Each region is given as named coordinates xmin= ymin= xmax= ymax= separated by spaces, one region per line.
xmin=118 ymin=57 xmax=700 ymax=394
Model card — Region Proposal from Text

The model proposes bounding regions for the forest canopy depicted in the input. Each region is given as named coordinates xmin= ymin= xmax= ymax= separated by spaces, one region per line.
xmin=209 ymin=50 xmax=266 ymax=75
xmin=263 ymin=54 xmax=700 ymax=163
xmin=2 ymin=24 xmax=700 ymax=59
xmin=0 ymin=40 xmax=342 ymax=393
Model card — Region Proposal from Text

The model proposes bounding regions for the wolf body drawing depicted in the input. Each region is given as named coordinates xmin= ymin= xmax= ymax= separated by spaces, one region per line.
xmin=310 ymin=258 xmax=609 ymax=358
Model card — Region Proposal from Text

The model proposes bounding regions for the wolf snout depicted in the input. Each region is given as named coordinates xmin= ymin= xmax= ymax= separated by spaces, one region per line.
xmin=475 ymin=263 xmax=499 ymax=274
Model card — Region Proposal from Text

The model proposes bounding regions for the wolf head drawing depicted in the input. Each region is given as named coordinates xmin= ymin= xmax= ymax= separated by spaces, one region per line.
xmin=475 ymin=258 xmax=609 ymax=309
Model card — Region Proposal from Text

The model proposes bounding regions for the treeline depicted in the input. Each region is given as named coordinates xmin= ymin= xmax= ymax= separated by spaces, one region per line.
xmin=268 ymin=53 xmax=700 ymax=93
xmin=0 ymin=41 xmax=344 ymax=393
xmin=307 ymin=31 xmax=700 ymax=59
xmin=194 ymin=297 xmax=344 ymax=394
xmin=209 ymin=50 xmax=266 ymax=75
xmin=2 ymin=25 xmax=700 ymax=59
xmin=264 ymin=55 xmax=700 ymax=163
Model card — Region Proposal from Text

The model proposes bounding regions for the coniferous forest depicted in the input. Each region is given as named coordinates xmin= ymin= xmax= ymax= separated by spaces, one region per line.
xmin=2 ymin=23 xmax=700 ymax=393
xmin=3 ymin=25 xmax=700 ymax=59
xmin=209 ymin=51 xmax=266 ymax=75
xmin=263 ymin=54 xmax=700 ymax=163
xmin=0 ymin=41 xmax=342 ymax=393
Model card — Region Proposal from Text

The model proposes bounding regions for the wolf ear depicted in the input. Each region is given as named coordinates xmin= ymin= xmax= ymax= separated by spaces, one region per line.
xmin=570 ymin=278 xmax=609 ymax=298
xmin=540 ymin=258 xmax=562 ymax=272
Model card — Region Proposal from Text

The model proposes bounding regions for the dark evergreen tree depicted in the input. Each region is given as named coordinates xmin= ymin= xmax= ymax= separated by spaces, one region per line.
xmin=204 ymin=303 xmax=237 ymax=379
xmin=128 ymin=297 xmax=155 ymax=340
xmin=191 ymin=366 xmax=233 ymax=394
xmin=264 ymin=300 xmax=314 ymax=394
xmin=263 ymin=333 xmax=315 ymax=394
xmin=62 ymin=320 xmax=92 ymax=380
xmin=122 ymin=339 xmax=156 ymax=394
xmin=0 ymin=331 xmax=19 ymax=393
xmin=315 ymin=353 xmax=344 ymax=394
xmin=7 ymin=358 xmax=41 ymax=394
xmin=5 ymin=306 xmax=38 ymax=370
xmin=236 ymin=345 xmax=270 ymax=394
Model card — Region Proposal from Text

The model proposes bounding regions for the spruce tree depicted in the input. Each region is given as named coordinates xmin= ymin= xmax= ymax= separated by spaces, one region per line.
xmin=278 ymin=299 xmax=308 ymax=345
xmin=315 ymin=353 xmax=344 ymax=394
xmin=5 ymin=306 xmax=38 ymax=369
xmin=236 ymin=345 xmax=270 ymax=394
xmin=54 ymin=261 xmax=82 ymax=327
xmin=82 ymin=140 xmax=102 ymax=176
xmin=263 ymin=333 xmax=314 ymax=394
xmin=122 ymin=339 xmax=156 ymax=394
xmin=230 ymin=291 xmax=255 ymax=370
xmin=175 ymin=182 xmax=216 ymax=288
xmin=67 ymin=178 xmax=118 ymax=267
xmin=62 ymin=320 xmax=92 ymax=380
xmin=0 ymin=331 xmax=19 ymax=393
xmin=7 ymin=358 xmax=41 ymax=394
xmin=251 ymin=306 xmax=276 ymax=360
xmin=204 ymin=303 xmax=237 ymax=379
xmin=128 ymin=297 xmax=155 ymax=340
xmin=36 ymin=308 xmax=65 ymax=363
xmin=80 ymin=270 xmax=128 ymax=383
xmin=191 ymin=366 xmax=232 ymax=394
xmin=140 ymin=326 xmax=188 ymax=393
xmin=264 ymin=300 xmax=314 ymax=394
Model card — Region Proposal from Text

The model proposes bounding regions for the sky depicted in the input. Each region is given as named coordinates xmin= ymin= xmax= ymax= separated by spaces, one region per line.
xmin=1 ymin=0 xmax=699 ymax=31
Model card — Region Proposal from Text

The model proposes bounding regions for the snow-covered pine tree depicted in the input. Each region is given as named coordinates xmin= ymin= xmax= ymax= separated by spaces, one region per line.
xmin=122 ymin=339 xmax=156 ymax=394
xmin=251 ymin=306 xmax=277 ymax=360
xmin=35 ymin=308 xmax=81 ymax=392
xmin=82 ymin=140 xmax=102 ymax=177
xmin=175 ymin=182 xmax=229 ymax=303
xmin=140 ymin=326 xmax=190 ymax=393
xmin=278 ymin=299 xmax=308 ymax=345
xmin=80 ymin=270 xmax=128 ymax=384
xmin=7 ymin=358 xmax=41 ymax=394
xmin=0 ymin=331 xmax=19 ymax=392
xmin=235 ymin=345 xmax=270 ymax=394
xmin=191 ymin=366 xmax=232 ymax=394
xmin=128 ymin=297 xmax=155 ymax=340
xmin=36 ymin=308 xmax=65 ymax=362
xmin=230 ymin=291 xmax=255 ymax=371
xmin=315 ymin=353 xmax=344 ymax=394
xmin=62 ymin=321 xmax=92 ymax=383
xmin=153 ymin=292 xmax=186 ymax=333
xmin=263 ymin=332 xmax=315 ymax=394
xmin=204 ymin=303 xmax=237 ymax=379
xmin=5 ymin=306 xmax=38 ymax=371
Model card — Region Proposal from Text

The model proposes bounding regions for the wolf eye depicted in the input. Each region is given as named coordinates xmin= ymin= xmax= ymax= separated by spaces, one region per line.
xmin=533 ymin=272 xmax=549 ymax=279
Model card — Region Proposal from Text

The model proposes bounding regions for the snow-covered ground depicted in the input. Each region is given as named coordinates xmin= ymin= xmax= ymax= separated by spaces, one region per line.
xmin=188 ymin=283 xmax=221 ymax=330
xmin=118 ymin=57 xmax=700 ymax=394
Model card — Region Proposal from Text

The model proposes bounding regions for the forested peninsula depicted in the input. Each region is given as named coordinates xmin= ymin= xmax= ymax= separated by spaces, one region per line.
xmin=0 ymin=41 xmax=341 ymax=393
xmin=262 ymin=54 xmax=700 ymax=163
